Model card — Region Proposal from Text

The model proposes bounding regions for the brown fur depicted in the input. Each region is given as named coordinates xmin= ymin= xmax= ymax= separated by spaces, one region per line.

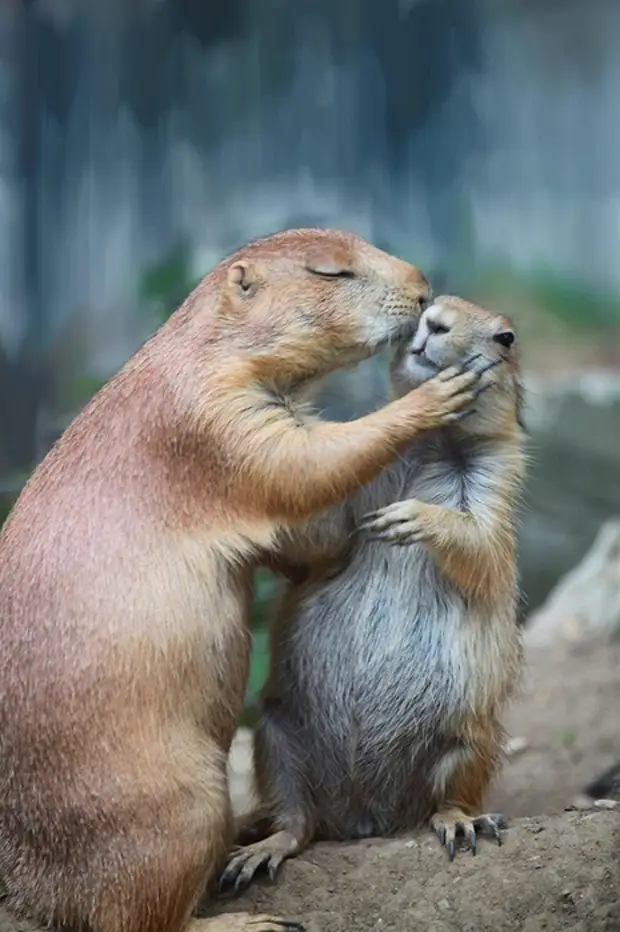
xmin=223 ymin=296 xmax=526 ymax=886
xmin=0 ymin=230 xmax=490 ymax=932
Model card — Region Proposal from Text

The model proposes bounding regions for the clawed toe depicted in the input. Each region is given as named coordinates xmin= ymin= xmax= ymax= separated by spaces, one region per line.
xmin=218 ymin=850 xmax=276 ymax=896
xmin=431 ymin=811 xmax=508 ymax=861
xmin=459 ymin=354 xmax=502 ymax=378
xmin=445 ymin=408 xmax=477 ymax=423
xmin=458 ymin=353 xmax=482 ymax=374
xmin=474 ymin=812 xmax=508 ymax=844
xmin=247 ymin=918 xmax=305 ymax=932
xmin=218 ymin=834 xmax=298 ymax=897
xmin=475 ymin=358 xmax=503 ymax=377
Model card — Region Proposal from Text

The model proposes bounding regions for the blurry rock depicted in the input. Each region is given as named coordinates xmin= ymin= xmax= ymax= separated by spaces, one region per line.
xmin=571 ymin=758 xmax=620 ymax=811
xmin=525 ymin=519 xmax=620 ymax=647
xmin=520 ymin=370 xmax=620 ymax=610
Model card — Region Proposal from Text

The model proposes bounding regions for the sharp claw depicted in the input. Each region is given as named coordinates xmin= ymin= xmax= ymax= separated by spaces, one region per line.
xmin=248 ymin=923 xmax=304 ymax=931
xmin=448 ymin=838 xmax=456 ymax=861
xmin=447 ymin=408 xmax=477 ymax=423
xmin=218 ymin=863 xmax=241 ymax=893
xmin=460 ymin=823 xmax=477 ymax=855
xmin=476 ymin=358 xmax=503 ymax=376
xmin=268 ymin=858 xmax=282 ymax=881
xmin=234 ymin=876 xmax=248 ymax=895
xmin=459 ymin=353 xmax=482 ymax=373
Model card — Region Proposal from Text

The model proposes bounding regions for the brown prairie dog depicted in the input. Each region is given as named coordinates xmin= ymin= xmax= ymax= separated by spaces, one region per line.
xmin=0 ymin=230 xmax=491 ymax=932
xmin=222 ymin=295 xmax=526 ymax=893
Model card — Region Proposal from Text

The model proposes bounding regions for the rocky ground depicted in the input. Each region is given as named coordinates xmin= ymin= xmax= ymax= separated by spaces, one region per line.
xmin=210 ymin=810 xmax=620 ymax=932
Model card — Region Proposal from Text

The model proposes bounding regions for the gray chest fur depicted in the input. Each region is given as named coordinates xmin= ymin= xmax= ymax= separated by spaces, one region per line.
xmin=275 ymin=436 xmax=516 ymax=836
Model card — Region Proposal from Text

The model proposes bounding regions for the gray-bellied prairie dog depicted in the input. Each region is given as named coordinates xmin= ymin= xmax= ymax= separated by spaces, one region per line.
xmin=222 ymin=295 xmax=527 ymax=893
xmin=0 ymin=230 xmax=490 ymax=932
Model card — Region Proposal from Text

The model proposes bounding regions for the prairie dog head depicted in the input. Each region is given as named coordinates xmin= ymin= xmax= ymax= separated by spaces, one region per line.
xmin=390 ymin=295 xmax=522 ymax=426
xmin=199 ymin=228 xmax=431 ymax=388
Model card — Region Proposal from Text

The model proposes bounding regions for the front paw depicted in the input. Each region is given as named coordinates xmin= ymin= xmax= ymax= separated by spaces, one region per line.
xmin=358 ymin=500 xmax=430 ymax=545
xmin=431 ymin=809 xmax=508 ymax=861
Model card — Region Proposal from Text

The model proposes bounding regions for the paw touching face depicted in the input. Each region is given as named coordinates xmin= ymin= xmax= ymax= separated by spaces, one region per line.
xmin=390 ymin=295 xmax=517 ymax=397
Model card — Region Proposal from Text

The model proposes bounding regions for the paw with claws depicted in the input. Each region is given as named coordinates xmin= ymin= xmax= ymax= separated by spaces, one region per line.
xmin=200 ymin=915 xmax=304 ymax=932
xmin=431 ymin=808 xmax=508 ymax=861
xmin=415 ymin=354 xmax=502 ymax=428
xmin=218 ymin=832 xmax=299 ymax=897
xmin=358 ymin=499 xmax=432 ymax=545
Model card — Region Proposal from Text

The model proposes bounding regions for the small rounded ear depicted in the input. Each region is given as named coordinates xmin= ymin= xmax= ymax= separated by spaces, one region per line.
xmin=228 ymin=261 xmax=258 ymax=296
xmin=493 ymin=328 xmax=515 ymax=349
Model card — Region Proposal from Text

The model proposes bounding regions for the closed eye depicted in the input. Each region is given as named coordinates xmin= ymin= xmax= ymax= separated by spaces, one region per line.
xmin=305 ymin=265 xmax=356 ymax=279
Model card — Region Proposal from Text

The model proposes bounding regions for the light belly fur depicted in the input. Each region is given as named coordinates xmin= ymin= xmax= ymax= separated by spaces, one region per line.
xmin=277 ymin=443 xmax=519 ymax=837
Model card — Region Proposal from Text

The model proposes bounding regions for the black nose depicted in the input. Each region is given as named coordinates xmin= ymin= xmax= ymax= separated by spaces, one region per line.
xmin=426 ymin=318 xmax=449 ymax=335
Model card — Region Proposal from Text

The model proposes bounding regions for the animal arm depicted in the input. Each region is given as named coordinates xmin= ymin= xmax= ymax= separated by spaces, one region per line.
xmin=416 ymin=502 xmax=514 ymax=601
xmin=362 ymin=446 xmax=523 ymax=602
xmin=233 ymin=393 xmax=435 ymax=521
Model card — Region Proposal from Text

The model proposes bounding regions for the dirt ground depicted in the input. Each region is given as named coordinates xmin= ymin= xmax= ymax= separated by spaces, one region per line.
xmin=1 ymin=635 xmax=617 ymax=932
xmin=212 ymin=810 xmax=620 ymax=932
xmin=491 ymin=634 xmax=620 ymax=817
xmin=220 ymin=633 xmax=620 ymax=931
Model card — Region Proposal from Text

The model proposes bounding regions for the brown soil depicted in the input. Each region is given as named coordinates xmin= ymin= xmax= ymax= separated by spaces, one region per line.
xmin=491 ymin=635 xmax=620 ymax=818
xmin=213 ymin=810 xmax=620 ymax=931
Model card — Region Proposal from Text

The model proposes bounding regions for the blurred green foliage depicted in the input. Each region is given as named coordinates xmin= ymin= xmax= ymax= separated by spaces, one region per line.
xmin=0 ymin=493 xmax=15 ymax=528
xmin=139 ymin=245 xmax=202 ymax=327
xmin=472 ymin=262 xmax=620 ymax=333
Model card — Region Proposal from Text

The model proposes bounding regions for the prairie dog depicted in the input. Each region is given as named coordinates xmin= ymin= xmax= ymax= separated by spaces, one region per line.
xmin=221 ymin=295 xmax=526 ymax=892
xmin=0 ymin=231 xmax=490 ymax=932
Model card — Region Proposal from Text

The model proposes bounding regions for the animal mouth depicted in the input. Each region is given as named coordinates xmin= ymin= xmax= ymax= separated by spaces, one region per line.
xmin=412 ymin=351 xmax=438 ymax=371
xmin=377 ymin=315 xmax=420 ymax=348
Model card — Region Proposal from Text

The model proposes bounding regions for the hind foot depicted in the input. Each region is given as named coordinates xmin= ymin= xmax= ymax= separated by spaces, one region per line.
xmin=191 ymin=914 xmax=304 ymax=932
xmin=431 ymin=808 xmax=508 ymax=861
xmin=218 ymin=831 xmax=301 ymax=896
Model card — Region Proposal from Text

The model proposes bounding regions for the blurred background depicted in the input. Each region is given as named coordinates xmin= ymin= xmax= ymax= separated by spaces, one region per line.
xmin=0 ymin=0 xmax=619 ymax=728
